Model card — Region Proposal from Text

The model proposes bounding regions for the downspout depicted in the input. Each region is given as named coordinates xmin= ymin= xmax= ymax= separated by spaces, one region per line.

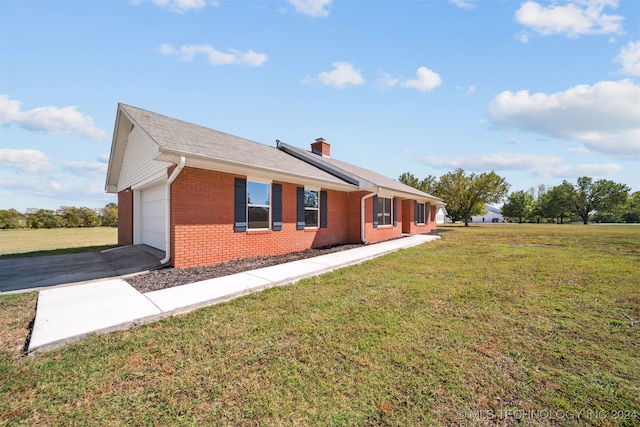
xmin=160 ymin=156 xmax=186 ymax=265
xmin=360 ymin=188 xmax=379 ymax=243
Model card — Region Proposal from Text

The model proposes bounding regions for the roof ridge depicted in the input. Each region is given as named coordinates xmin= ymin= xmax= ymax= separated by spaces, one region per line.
xmin=119 ymin=103 xmax=265 ymax=147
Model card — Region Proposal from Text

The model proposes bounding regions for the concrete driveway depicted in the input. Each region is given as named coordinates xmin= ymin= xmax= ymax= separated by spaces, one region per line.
xmin=0 ymin=245 xmax=164 ymax=293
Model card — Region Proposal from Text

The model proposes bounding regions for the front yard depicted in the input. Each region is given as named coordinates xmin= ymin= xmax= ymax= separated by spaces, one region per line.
xmin=0 ymin=224 xmax=638 ymax=425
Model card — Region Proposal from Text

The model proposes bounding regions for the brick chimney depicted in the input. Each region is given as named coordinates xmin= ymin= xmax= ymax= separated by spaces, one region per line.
xmin=311 ymin=137 xmax=330 ymax=157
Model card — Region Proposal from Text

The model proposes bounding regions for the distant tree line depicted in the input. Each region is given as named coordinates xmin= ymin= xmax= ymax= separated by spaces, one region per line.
xmin=501 ymin=178 xmax=636 ymax=224
xmin=0 ymin=203 xmax=118 ymax=229
xmin=399 ymin=170 xmax=637 ymax=225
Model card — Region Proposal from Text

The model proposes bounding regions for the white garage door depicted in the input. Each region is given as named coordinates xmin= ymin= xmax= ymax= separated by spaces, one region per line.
xmin=140 ymin=183 xmax=166 ymax=251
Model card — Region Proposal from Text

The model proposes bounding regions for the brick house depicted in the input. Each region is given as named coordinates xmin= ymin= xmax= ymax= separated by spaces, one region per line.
xmin=105 ymin=104 xmax=444 ymax=268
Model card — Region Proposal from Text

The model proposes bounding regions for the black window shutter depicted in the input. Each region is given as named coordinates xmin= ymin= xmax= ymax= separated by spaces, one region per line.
xmin=234 ymin=178 xmax=247 ymax=232
xmin=272 ymin=183 xmax=282 ymax=231
xmin=414 ymin=201 xmax=419 ymax=225
xmin=425 ymin=203 xmax=429 ymax=224
xmin=320 ymin=190 xmax=328 ymax=228
xmin=393 ymin=198 xmax=397 ymax=226
xmin=296 ymin=187 xmax=305 ymax=230
xmin=373 ymin=195 xmax=378 ymax=228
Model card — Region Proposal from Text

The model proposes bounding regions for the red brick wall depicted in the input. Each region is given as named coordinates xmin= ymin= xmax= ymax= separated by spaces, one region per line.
xmin=117 ymin=189 xmax=133 ymax=246
xmin=169 ymin=167 xmax=360 ymax=268
xmin=164 ymin=167 xmax=437 ymax=268
xmin=361 ymin=196 xmax=404 ymax=244
xmin=401 ymin=200 xmax=437 ymax=234
xmin=429 ymin=203 xmax=437 ymax=226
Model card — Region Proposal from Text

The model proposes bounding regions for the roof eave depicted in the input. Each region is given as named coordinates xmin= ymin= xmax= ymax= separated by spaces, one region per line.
xmin=157 ymin=149 xmax=359 ymax=192
xmin=104 ymin=104 xmax=131 ymax=194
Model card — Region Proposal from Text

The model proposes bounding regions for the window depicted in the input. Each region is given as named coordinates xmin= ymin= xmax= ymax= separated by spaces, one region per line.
xmin=304 ymin=189 xmax=319 ymax=228
xmin=247 ymin=181 xmax=270 ymax=229
xmin=416 ymin=202 xmax=426 ymax=224
xmin=377 ymin=197 xmax=392 ymax=226
xmin=297 ymin=188 xmax=327 ymax=230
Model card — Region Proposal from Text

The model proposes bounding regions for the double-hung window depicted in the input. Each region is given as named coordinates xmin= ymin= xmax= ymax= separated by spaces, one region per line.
xmin=377 ymin=197 xmax=392 ymax=226
xmin=247 ymin=181 xmax=270 ymax=230
xmin=297 ymin=187 xmax=327 ymax=230
xmin=416 ymin=202 xmax=426 ymax=224
xmin=304 ymin=189 xmax=319 ymax=228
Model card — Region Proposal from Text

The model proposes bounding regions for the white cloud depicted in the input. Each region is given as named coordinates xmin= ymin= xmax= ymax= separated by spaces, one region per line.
xmin=533 ymin=163 xmax=623 ymax=179
xmin=515 ymin=0 xmax=624 ymax=38
xmin=150 ymin=0 xmax=207 ymax=13
xmin=456 ymin=85 xmax=477 ymax=95
xmin=0 ymin=148 xmax=54 ymax=174
xmin=311 ymin=62 xmax=365 ymax=88
xmin=422 ymin=152 xmax=563 ymax=171
xmin=488 ymin=80 xmax=640 ymax=160
xmin=0 ymin=95 xmax=106 ymax=140
xmin=288 ymin=0 xmax=332 ymax=17
xmin=377 ymin=72 xmax=400 ymax=90
xmin=0 ymin=177 xmax=62 ymax=196
xmin=517 ymin=31 xmax=530 ymax=43
xmin=616 ymin=40 xmax=640 ymax=76
xmin=0 ymin=173 xmax=116 ymax=209
xmin=568 ymin=146 xmax=592 ymax=154
xmin=449 ymin=0 xmax=476 ymax=10
xmin=400 ymin=67 xmax=442 ymax=92
xmin=63 ymin=161 xmax=108 ymax=175
xmin=420 ymin=151 xmax=623 ymax=180
xmin=159 ymin=44 xmax=268 ymax=67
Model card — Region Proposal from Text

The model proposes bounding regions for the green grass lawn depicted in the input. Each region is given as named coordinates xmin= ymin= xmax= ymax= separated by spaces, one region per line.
xmin=0 ymin=227 xmax=117 ymax=257
xmin=0 ymin=225 xmax=638 ymax=426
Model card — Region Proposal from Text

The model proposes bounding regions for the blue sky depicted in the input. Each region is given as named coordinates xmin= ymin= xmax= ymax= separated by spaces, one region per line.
xmin=1 ymin=0 xmax=638 ymax=212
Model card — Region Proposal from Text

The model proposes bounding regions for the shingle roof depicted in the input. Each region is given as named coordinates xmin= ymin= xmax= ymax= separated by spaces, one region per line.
xmin=325 ymin=156 xmax=442 ymax=201
xmin=118 ymin=104 xmax=352 ymax=187
xmin=277 ymin=142 xmax=443 ymax=202
xmin=111 ymin=103 xmax=442 ymax=203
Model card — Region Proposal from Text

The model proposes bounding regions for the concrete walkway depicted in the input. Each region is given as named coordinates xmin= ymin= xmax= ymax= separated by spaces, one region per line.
xmin=28 ymin=235 xmax=440 ymax=353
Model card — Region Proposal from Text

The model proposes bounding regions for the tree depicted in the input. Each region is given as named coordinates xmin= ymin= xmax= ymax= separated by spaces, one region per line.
xmin=538 ymin=181 xmax=576 ymax=224
xmin=574 ymin=177 xmax=629 ymax=224
xmin=398 ymin=172 xmax=438 ymax=194
xmin=621 ymin=192 xmax=640 ymax=223
xmin=26 ymin=209 xmax=64 ymax=229
xmin=58 ymin=206 xmax=83 ymax=227
xmin=501 ymin=190 xmax=534 ymax=223
xmin=434 ymin=169 xmax=509 ymax=226
xmin=100 ymin=202 xmax=118 ymax=227
xmin=528 ymin=184 xmax=547 ymax=223
xmin=78 ymin=207 xmax=101 ymax=227
xmin=0 ymin=209 xmax=25 ymax=229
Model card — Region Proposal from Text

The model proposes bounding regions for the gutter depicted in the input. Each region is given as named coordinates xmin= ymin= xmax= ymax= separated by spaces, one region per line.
xmin=360 ymin=188 xmax=379 ymax=243
xmin=160 ymin=156 xmax=186 ymax=265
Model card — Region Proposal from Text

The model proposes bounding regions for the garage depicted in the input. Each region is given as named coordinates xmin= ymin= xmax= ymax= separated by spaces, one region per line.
xmin=139 ymin=183 xmax=166 ymax=251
